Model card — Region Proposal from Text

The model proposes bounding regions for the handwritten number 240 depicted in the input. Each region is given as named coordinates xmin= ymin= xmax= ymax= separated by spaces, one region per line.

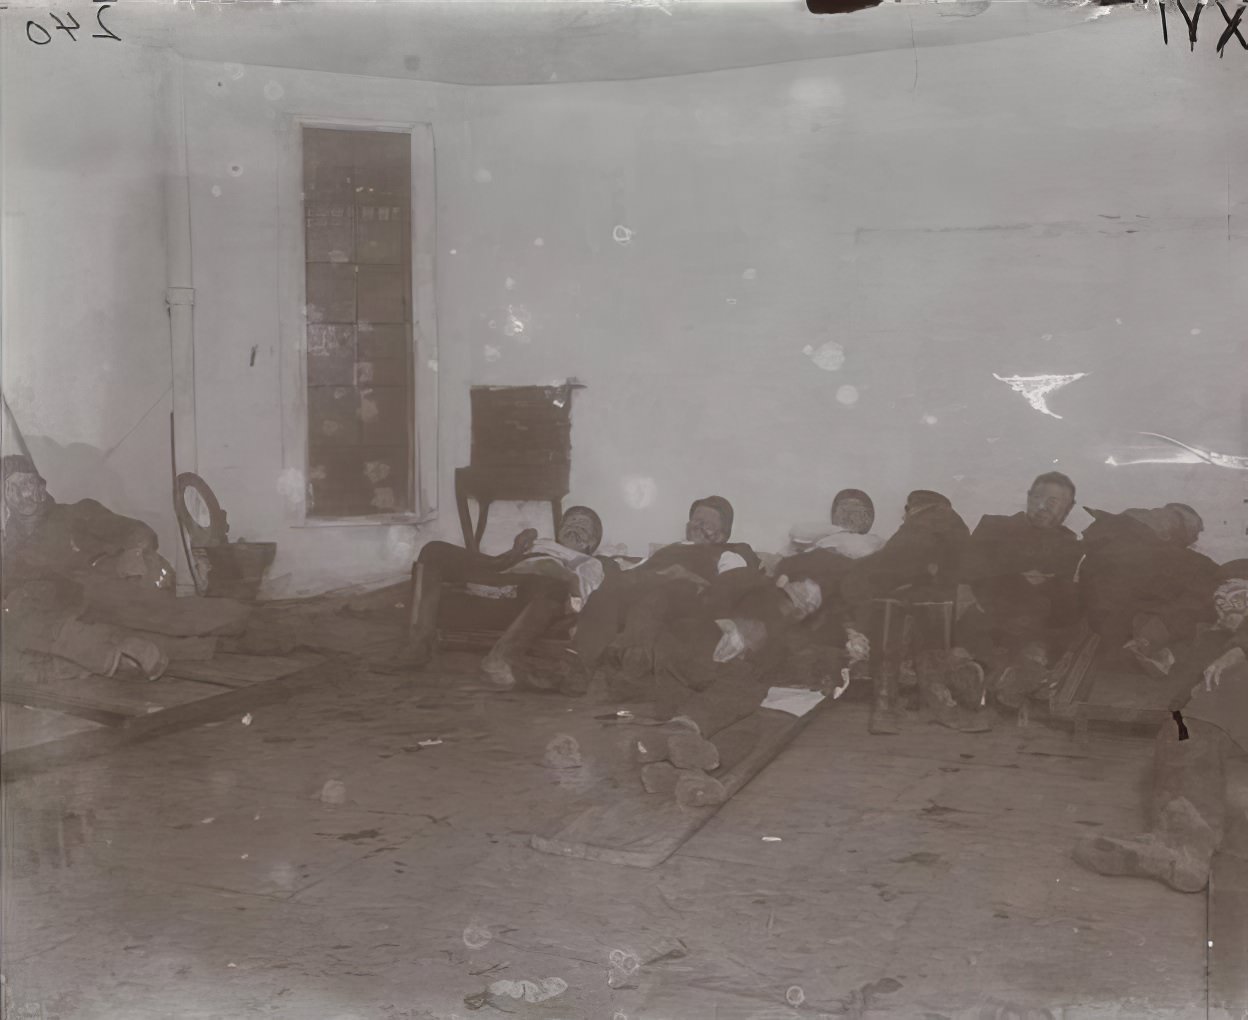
xmin=26 ymin=6 xmax=120 ymax=44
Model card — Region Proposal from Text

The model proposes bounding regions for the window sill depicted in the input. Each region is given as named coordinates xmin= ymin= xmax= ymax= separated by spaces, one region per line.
xmin=293 ymin=510 xmax=437 ymax=530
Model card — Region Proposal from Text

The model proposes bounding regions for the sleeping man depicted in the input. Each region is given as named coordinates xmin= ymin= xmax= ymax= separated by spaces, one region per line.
xmin=2 ymin=454 xmax=170 ymax=682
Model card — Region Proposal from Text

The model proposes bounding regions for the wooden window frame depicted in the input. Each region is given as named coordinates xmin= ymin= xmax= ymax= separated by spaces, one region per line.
xmin=277 ymin=115 xmax=439 ymax=528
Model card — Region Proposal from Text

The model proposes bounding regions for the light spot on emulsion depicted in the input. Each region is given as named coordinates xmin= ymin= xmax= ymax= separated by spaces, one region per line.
xmin=211 ymin=185 xmax=222 ymax=198
xmin=613 ymin=225 xmax=634 ymax=246
xmin=623 ymin=476 xmax=657 ymax=509
xmin=270 ymin=863 xmax=296 ymax=890
xmin=1190 ymin=328 xmax=1201 ymax=336
xmin=922 ymin=414 xmax=939 ymax=425
xmin=836 ymin=385 xmax=859 ymax=406
xmin=275 ymin=468 xmax=305 ymax=504
xmin=992 ymin=372 xmax=1088 ymax=420
xmin=504 ymin=277 xmax=517 ymax=291
xmin=473 ymin=168 xmax=493 ymax=184
xmin=504 ymin=306 xmax=528 ymax=340
xmin=264 ymin=81 xmax=284 ymax=101
xmin=363 ymin=461 xmax=391 ymax=484
xmin=742 ymin=268 xmax=757 ymax=281
xmin=803 ymin=342 xmax=845 ymax=372
xmin=225 ymin=63 xmax=245 ymax=81
xmin=534 ymin=238 xmax=544 ymax=247
xmin=385 ymin=528 xmax=417 ymax=562
xmin=427 ymin=359 xmax=438 ymax=372
xmin=483 ymin=345 xmax=502 ymax=363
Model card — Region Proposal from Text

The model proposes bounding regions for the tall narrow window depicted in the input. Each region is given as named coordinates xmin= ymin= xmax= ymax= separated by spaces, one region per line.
xmin=303 ymin=127 xmax=414 ymax=517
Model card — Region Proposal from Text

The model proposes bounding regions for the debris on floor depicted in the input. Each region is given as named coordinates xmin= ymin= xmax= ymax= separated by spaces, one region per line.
xmin=543 ymin=734 xmax=583 ymax=769
xmin=464 ymin=975 xmax=568 ymax=1010
xmin=319 ymin=780 xmax=347 ymax=805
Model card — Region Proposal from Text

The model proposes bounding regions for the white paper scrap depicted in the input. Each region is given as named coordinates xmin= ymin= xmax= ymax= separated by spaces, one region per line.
xmin=761 ymin=686 xmax=826 ymax=718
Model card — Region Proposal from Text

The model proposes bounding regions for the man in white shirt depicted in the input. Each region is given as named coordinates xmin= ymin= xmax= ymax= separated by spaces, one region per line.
xmin=396 ymin=506 xmax=612 ymax=691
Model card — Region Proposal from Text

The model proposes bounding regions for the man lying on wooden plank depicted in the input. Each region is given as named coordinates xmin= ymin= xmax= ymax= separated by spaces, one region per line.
xmin=633 ymin=572 xmax=831 ymax=798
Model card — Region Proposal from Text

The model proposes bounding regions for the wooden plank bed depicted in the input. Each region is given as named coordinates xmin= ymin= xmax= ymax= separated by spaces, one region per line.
xmin=530 ymin=704 xmax=823 ymax=868
xmin=1 ymin=653 xmax=334 ymax=780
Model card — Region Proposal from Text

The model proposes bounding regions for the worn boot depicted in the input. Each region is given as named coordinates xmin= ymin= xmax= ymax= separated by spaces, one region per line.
xmin=941 ymin=650 xmax=993 ymax=732
xmin=115 ymin=635 xmax=169 ymax=681
xmin=1072 ymin=797 xmax=1217 ymax=892
xmin=920 ymin=670 xmax=965 ymax=731
xmin=478 ymin=653 xmax=519 ymax=691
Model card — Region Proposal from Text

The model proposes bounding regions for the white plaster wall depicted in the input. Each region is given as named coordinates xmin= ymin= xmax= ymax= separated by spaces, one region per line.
xmin=1 ymin=34 xmax=177 ymax=560
xmin=181 ymin=14 xmax=1245 ymax=592
xmin=6 ymin=10 xmax=1245 ymax=599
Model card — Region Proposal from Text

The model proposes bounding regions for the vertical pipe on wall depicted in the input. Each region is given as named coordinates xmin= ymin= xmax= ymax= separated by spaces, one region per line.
xmin=163 ymin=50 xmax=199 ymax=596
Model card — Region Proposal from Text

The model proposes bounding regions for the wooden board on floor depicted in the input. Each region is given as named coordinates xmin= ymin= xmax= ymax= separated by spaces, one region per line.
xmin=165 ymin=652 xmax=325 ymax=688
xmin=1210 ymin=850 xmax=1248 ymax=1013
xmin=0 ymin=657 xmax=346 ymax=781
xmin=1 ymin=673 xmax=226 ymax=723
xmin=530 ymin=704 xmax=821 ymax=869
xmin=0 ymin=703 xmax=103 ymax=753
xmin=1053 ymin=670 xmax=1174 ymax=735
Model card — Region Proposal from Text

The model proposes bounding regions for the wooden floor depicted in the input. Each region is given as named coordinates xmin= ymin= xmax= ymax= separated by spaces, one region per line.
xmin=0 ymin=663 xmax=1214 ymax=1019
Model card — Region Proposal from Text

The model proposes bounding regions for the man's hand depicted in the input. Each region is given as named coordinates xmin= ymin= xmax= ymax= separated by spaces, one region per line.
xmin=1022 ymin=570 xmax=1053 ymax=586
xmin=655 ymin=565 xmax=711 ymax=589
xmin=511 ymin=528 xmax=539 ymax=555
xmin=1203 ymin=646 xmax=1247 ymax=691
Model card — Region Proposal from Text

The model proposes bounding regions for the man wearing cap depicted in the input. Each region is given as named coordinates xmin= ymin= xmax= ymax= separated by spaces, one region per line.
xmin=838 ymin=490 xmax=980 ymax=734
xmin=958 ymin=471 xmax=1084 ymax=705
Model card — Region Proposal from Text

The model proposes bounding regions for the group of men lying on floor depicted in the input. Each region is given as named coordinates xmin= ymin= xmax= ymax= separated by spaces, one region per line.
xmin=4 ymin=452 xmax=1244 ymax=895
xmin=397 ymin=470 xmax=1247 ymax=895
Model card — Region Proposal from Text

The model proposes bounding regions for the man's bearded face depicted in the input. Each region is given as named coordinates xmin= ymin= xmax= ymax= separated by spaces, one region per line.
xmin=3 ymin=472 xmax=48 ymax=518
xmin=1026 ymin=482 xmax=1073 ymax=529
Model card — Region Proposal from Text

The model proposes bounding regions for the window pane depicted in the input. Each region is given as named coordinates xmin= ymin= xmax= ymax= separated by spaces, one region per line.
xmin=303 ymin=127 xmax=414 ymax=517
